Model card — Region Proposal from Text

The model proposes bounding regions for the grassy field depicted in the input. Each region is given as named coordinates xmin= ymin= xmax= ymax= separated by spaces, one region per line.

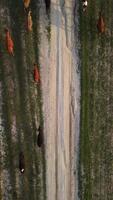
xmin=0 ymin=0 xmax=46 ymax=199
xmin=79 ymin=0 xmax=113 ymax=199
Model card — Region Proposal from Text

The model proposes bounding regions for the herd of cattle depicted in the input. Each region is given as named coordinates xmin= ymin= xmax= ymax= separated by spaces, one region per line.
xmin=83 ymin=0 xmax=105 ymax=33
xmin=3 ymin=0 xmax=105 ymax=175
xmin=2 ymin=0 xmax=43 ymax=174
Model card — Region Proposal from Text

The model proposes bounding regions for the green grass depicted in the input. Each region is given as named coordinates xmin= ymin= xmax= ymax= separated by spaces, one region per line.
xmin=0 ymin=0 xmax=46 ymax=199
xmin=79 ymin=0 xmax=113 ymax=199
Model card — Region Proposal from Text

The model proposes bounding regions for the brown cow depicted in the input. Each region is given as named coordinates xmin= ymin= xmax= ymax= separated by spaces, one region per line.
xmin=97 ymin=12 xmax=105 ymax=33
xmin=5 ymin=29 xmax=14 ymax=55
xmin=33 ymin=63 xmax=40 ymax=83
xmin=27 ymin=11 xmax=33 ymax=31
xmin=19 ymin=152 xmax=25 ymax=173
xmin=23 ymin=0 xmax=30 ymax=9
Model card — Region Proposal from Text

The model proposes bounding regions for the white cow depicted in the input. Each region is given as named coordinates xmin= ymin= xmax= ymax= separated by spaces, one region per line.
xmin=83 ymin=0 xmax=88 ymax=12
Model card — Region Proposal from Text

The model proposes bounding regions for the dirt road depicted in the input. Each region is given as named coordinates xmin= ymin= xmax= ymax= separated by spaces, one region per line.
xmin=39 ymin=0 xmax=80 ymax=200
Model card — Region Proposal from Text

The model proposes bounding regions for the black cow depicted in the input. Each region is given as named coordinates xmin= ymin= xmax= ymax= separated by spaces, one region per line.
xmin=19 ymin=152 xmax=25 ymax=173
xmin=45 ymin=0 xmax=50 ymax=11
xmin=37 ymin=126 xmax=43 ymax=147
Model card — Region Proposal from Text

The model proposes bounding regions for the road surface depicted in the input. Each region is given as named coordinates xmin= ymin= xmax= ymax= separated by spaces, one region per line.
xmin=39 ymin=0 xmax=80 ymax=200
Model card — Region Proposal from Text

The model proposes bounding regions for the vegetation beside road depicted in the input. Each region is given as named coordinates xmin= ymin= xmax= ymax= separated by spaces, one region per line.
xmin=0 ymin=0 xmax=46 ymax=199
xmin=79 ymin=0 xmax=113 ymax=199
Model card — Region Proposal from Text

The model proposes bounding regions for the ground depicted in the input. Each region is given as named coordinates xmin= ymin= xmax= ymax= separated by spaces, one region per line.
xmin=79 ymin=0 xmax=113 ymax=199
xmin=2 ymin=0 xmax=112 ymax=199
xmin=39 ymin=0 xmax=80 ymax=200
xmin=0 ymin=0 xmax=45 ymax=199
xmin=0 ymin=0 xmax=80 ymax=200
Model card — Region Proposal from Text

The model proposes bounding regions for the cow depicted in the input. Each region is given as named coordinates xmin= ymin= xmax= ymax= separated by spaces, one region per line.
xmin=5 ymin=29 xmax=14 ymax=56
xmin=37 ymin=126 xmax=43 ymax=147
xmin=45 ymin=0 xmax=50 ymax=11
xmin=97 ymin=12 xmax=105 ymax=33
xmin=27 ymin=11 xmax=33 ymax=31
xmin=19 ymin=152 xmax=25 ymax=173
xmin=33 ymin=64 xmax=40 ymax=83
xmin=82 ymin=0 xmax=88 ymax=12
xmin=23 ymin=0 xmax=30 ymax=9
